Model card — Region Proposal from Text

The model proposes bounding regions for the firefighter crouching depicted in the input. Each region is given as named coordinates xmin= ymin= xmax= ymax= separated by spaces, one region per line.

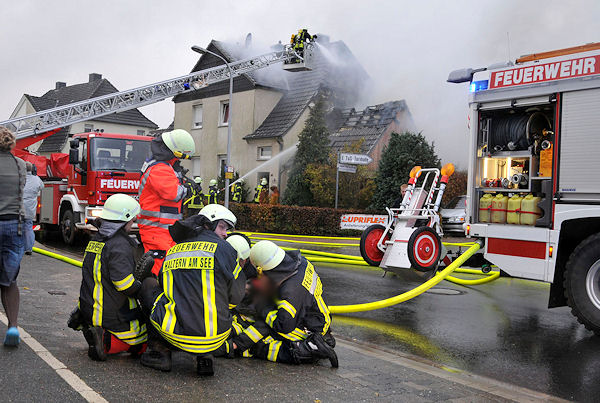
xmin=138 ymin=129 xmax=195 ymax=276
xmin=137 ymin=204 xmax=245 ymax=376
xmin=229 ymin=240 xmax=338 ymax=367
xmin=67 ymin=194 xmax=147 ymax=361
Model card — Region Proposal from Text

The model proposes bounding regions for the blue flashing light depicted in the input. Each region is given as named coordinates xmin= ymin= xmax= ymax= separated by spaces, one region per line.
xmin=470 ymin=80 xmax=489 ymax=93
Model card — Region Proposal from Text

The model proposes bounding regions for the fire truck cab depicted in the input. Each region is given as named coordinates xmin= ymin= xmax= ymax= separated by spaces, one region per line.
xmin=39 ymin=132 xmax=152 ymax=244
xmin=449 ymin=43 xmax=600 ymax=334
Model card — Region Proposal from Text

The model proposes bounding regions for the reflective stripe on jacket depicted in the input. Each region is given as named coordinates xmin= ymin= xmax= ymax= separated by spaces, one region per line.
xmin=150 ymin=229 xmax=246 ymax=353
xmin=138 ymin=161 xmax=185 ymax=231
xmin=262 ymin=251 xmax=331 ymax=340
xmin=78 ymin=229 xmax=147 ymax=345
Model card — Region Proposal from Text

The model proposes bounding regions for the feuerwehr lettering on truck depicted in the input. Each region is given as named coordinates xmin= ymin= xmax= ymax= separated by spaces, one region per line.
xmin=99 ymin=179 xmax=140 ymax=191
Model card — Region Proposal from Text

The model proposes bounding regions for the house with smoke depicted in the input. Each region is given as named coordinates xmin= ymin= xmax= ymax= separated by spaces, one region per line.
xmin=10 ymin=73 xmax=157 ymax=155
xmin=174 ymin=36 xmax=414 ymax=200
xmin=328 ymin=101 xmax=415 ymax=169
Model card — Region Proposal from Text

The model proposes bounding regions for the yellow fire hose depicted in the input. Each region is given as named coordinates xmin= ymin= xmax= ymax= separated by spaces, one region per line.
xmin=240 ymin=231 xmax=360 ymax=241
xmin=243 ymin=235 xmax=359 ymax=247
xmin=32 ymin=240 xmax=493 ymax=314
xmin=32 ymin=246 xmax=82 ymax=268
xmin=328 ymin=241 xmax=482 ymax=314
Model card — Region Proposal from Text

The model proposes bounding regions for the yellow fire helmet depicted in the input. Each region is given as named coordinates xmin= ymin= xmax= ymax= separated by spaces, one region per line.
xmin=162 ymin=129 xmax=195 ymax=159
xmin=226 ymin=234 xmax=251 ymax=260
xmin=100 ymin=193 xmax=140 ymax=222
xmin=250 ymin=240 xmax=285 ymax=271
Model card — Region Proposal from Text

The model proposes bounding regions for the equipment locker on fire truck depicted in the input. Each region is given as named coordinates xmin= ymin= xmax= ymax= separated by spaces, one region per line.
xmin=448 ymin=42 xmax=600 ymax=334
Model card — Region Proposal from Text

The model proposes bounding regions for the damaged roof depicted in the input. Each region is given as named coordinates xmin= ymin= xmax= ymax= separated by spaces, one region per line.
xmin=27 ymin=75 xmax=157 ymax=152
xmin=328 ymin=100 xmax=407 ymax=154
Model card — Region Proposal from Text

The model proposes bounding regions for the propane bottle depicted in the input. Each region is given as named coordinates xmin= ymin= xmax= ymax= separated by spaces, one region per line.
xmin=479 ymin=193 xmax=493 ymax=223
xmin=507 ymin=194 xmax=523 ymax=224
xmin=491 ymin=194 xmax=508 ymax=224
xmin=520 ymin=194 xmax=542 ymax=225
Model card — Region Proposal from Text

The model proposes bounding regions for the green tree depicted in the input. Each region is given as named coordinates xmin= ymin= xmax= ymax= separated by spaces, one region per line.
xmin=283 ymin=97 xmax=330 ymax=206
xmin=371 ymin=132 xmax=441 ymax=210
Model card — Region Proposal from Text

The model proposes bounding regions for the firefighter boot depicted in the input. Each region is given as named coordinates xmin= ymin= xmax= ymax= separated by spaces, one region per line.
xmin=292 ymin=333 xmax=339 ymax=368
xmin=140 ymin=339 xmax=172 ymax=372
xmin=196 ymin=354 xmax=214 ymax=376
xmin=83 ymin=327 xmax=107 ymax=361
xmin=323 ymin=329 xmax=336 ymax=348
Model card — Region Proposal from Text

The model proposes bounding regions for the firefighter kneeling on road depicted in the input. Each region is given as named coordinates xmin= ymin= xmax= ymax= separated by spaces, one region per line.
xmin=137 ymin=204 xmax=245 ymax=376
xmin=67 ymin=194 xmax=148 ymax=361
xmin=138 ymin=129 xmax=195 ymax=277
xmin=228 ymin=240 xmax=338 ymax=367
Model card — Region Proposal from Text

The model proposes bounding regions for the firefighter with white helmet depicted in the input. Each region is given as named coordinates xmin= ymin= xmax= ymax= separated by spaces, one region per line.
xmin=68 ymin=194 xmax=147 ymax=361
xmin=138 ymin=129 xmax=195 ymax=276
xmin=138 ymin=204 xmax=245 ymax=376
xmin=207 ymin=178 xmax=219 ymax=205
xmin=184 ymin=176 xmax=204 ymax=216
xmin=253 ymin=178 xmax=268 ymax=204
xmin=228 ymin=240 xmax=338 ymax=366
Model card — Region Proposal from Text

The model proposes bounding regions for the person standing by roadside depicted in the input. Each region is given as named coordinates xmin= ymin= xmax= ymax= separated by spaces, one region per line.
xmin=23 ymin=162 xmax=44 ymax=255
xmin=0 ymin=127 xmax=26 ymax=346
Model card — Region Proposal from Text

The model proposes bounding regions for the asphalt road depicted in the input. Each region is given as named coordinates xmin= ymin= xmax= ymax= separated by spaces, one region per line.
xmin=4 ymin=233 xmax=593 ymax=401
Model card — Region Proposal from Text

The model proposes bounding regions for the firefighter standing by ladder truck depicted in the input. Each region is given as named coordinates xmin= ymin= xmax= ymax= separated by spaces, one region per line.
xmin=137 ymin=129 xmax=196 ymax=276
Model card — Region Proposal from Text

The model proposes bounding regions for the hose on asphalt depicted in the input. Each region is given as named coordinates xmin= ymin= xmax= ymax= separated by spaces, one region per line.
xmin=328 ymin=241 xmax=482 ymax=314
xmin=32 ymin=246 xmax=82 ymax=268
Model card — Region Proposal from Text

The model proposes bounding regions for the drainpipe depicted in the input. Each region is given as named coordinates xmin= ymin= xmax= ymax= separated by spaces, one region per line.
xmin=276 ymin=137 xmax=284 ymax=190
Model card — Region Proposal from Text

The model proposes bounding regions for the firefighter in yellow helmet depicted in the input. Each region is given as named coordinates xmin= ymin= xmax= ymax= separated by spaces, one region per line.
xmin=138 ymin=204 xmax=245 ymax=376
xmin=138 ymin=129 xmax=195 ymax=276
xmin=228 ymin=240 xmax=338 ymax=366
xmin=68 ymin=194 xmax=147 ymax=361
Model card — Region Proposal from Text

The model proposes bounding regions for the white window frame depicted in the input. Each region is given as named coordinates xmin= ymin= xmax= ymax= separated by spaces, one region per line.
xmin=136 ymin=129 xmax=145 ymax=136
xmin=217 ymin=154 xmax=227 ymax=175
xmin=193 ymin=104 xmax=203 ymax=128
xmin=219 ymin=101 xmax=230 ymax=126
xmin=257 ymin=146 xmax=272 ymax=161
xmin=84 ymin=123 xmax=94 ymax=133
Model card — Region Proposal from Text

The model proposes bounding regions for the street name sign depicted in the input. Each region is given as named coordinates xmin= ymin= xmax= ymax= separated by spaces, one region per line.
xmin=339 ymin=153 xmax=373 ymax=165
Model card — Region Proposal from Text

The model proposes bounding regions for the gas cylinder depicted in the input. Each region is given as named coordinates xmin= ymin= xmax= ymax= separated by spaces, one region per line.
xmin=479 ymin=193 xmax=493 ymax=223
xmin=506 ymin=194 xmax=523 ymax=224
xmin=520 ymin=194 xmax=542 ymax=225
xmin=491 ymin=194 xmax=508 ymax=223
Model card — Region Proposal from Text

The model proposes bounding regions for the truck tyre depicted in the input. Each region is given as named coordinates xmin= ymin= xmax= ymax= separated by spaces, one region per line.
xmin=360 ymin=224 xmax=389 ymax=267
xmin=564 ymin=232 xmax=600 ymax=335
xmin=61 ymin=210 xmax=77 ymax=245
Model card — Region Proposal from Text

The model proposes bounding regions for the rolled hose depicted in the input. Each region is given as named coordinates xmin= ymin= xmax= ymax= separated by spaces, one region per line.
xmin=328 ymin=241 xmax=482 ymax=314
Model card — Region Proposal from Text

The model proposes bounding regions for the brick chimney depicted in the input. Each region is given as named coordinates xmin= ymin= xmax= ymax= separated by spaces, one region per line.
xmin=55 ymin=81 xmax=66 ymax=89
xmin=88 ymin=73 xmax=102 ymax=82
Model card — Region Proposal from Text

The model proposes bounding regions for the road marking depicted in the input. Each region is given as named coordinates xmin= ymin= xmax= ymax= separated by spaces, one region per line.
xmin=337 ymin=338 xmax=568 ymax=403
xmin=0 ymin=312 xmax=107 ymax=403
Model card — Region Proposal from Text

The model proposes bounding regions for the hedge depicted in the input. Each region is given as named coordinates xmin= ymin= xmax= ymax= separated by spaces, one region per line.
xmin=230 ymin=203 xmax=364 ymax=236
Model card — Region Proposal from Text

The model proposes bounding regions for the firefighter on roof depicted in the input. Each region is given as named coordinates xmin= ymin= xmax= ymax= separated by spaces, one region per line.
xmin=138 ymin=129 xmax=195 ymax=276
xmin=138 ymin=204 xmax=246 ymax=376
xmin=68 ymin=194 xmax=147 ymax=361
xmin=292 ymin=28 xmax=316 ymax=59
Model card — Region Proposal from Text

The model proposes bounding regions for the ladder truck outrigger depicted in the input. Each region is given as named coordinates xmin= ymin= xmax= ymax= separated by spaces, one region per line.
xmin=1 ymin=39 xmax=314 ymax=244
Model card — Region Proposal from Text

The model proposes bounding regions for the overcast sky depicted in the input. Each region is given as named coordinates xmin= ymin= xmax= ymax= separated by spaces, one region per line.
xmin=1 ymin=0 xmax=598 ymax=167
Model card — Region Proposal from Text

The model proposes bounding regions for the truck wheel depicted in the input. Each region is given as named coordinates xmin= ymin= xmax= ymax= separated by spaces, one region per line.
xmin=61 ymin=210 xmax=77 ymax=245
xmin=407 ymin=226 xmax=441 ymax=272
xmin=564 ymin=233 xmax=600 ymax=335
xmin=360 ymin=224 xmax=389 ymax=266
